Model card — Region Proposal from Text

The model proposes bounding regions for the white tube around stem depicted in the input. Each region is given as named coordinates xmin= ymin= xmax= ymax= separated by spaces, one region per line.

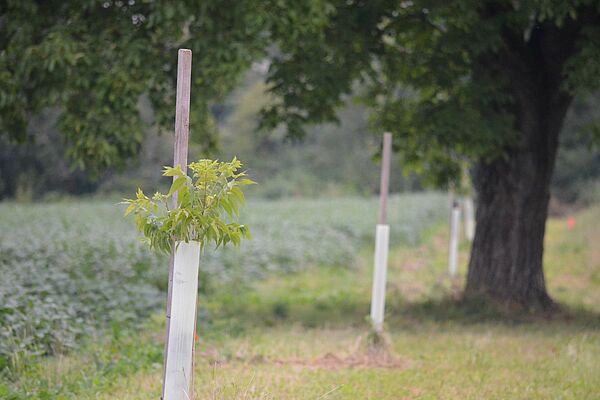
xmin=370 ymin=224 xmax=390 ymax=332
xmin=464 ymin=197 xmax=475 ymax=242
xmin=163 ymin=241 xmax=201 ymax=400
xmin=448 ymin=206 xmax=460 ymax=278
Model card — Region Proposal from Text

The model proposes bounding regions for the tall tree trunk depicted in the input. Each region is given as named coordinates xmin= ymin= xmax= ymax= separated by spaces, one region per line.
xmin=464 ymin=4 xmax=586 ymax=307
xmin=466 ymin=93 xmax=572 ymax=307
xmin=467 ymin=148 xmax=553 ymax=306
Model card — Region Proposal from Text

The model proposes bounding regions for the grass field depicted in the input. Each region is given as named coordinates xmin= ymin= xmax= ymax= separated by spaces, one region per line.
xmin=1 ymin=196 xmax=599 ymax=399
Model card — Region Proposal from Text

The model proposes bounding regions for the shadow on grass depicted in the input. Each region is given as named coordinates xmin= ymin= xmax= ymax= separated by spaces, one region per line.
xmin=202 ymin=287 xmax=600 ymax=338
xmin=386 ymin=295 xmax=600 ymax=332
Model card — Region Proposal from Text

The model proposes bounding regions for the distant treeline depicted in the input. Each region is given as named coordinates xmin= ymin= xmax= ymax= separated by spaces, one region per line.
xmin=1 ymin=80 xmax=598 ymax=203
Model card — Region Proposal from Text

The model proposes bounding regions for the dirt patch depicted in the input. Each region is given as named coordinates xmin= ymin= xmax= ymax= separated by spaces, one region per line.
xmin=393 ymin=280 xmax=427 ymax=300
xmin=553 ymin=274 xmax=589 ymax=290
xmin=198 ymin=338 xmax=413 ymax=370
xmin=200 ymin=350 xmax=411 ymax=370
xmin=402 ymin=259 xmax=428 ymax=272
xmin=270 ymin=349 xmax=411 ymax=370
xmin=199 ymin=347 xmax=228 ymax=365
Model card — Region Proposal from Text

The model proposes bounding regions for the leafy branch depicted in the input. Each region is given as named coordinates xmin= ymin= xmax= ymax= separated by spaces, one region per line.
xmin=123 ymin=158 xmax=255 ymax=254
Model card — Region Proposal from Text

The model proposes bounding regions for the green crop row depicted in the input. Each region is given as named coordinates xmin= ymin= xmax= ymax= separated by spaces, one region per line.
xmin=0 ymin=193 xmax=447 ymax=369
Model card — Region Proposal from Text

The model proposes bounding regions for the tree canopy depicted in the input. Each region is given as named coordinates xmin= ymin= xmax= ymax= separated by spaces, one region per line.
xmin=259 ymin=0 xmax=600 ymax=306
xmin=0 ymin=0 xmax=328 ymax=172
xmin=262 ymin=0 xmax=600 ymax=186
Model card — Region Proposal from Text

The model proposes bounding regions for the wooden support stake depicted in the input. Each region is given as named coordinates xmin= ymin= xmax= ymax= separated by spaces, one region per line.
xmin=378 ymin=133 xmax=392 ymax=226
xmin=163 ymin=241 xmax=200 ymax=400
xmin=370 ymin=132 xmax=392 ymax=332
xmin=162 ymin=49 xmax=199 ymax=400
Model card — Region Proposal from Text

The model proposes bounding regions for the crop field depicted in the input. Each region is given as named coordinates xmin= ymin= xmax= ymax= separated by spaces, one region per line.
xmin=0 ymin=193 xmax=446 ymax=369
xmin=2 ymin=194 xmax=600 ymax=399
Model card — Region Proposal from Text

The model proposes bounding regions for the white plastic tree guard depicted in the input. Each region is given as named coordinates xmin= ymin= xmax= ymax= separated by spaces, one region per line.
xmin=448 ymin=200 xmax=461 ymax=278
xmin=370 ymin=224 xmax=390 ymax=331
xmin=463 ymin=196 xmax=475 ymax=242
xmin=163 ymin=241 xmax=201 ymax=400
xmin=370 ymin=132 xmax=392 ymax=332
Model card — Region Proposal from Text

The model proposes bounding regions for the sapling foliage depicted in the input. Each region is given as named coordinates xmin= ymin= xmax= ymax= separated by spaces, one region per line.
xmin=124 ymin=158 xmax=255 ymax=254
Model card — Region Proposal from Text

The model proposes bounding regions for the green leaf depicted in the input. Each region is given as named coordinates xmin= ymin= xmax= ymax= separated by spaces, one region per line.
xmin=237 ymin=178 xmax=257 ymax=186
xmin=124 ymin=202 xmax=136 ymax=217
xmin=168 ymin=176 xmax=186 ymax=196
xmin=163 ymin=165 xmax=184 ymax=177
xmin=230 ymin=186 xmax=245 ymax=205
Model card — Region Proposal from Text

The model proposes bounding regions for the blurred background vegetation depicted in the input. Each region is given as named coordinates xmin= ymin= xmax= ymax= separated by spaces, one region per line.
xmin=1 ymin=66 xmax=598 ymax=204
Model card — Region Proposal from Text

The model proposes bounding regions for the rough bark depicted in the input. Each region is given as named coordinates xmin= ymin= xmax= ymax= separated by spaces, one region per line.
xmin=466 ymin=127 xmax=561 ymax=307
xmin=466 ymin=93 xmax=575 ymax=306
xmin=465 ymin=20 xmax=578 ymax=307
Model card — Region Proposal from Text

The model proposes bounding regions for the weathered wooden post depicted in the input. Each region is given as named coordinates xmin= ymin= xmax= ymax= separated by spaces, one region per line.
xmin=370 ymin=132 xmax=392 ymax=332
xmin=162 ymin=49 xmax=201 ymax=400
xmin=448 ymin=195 xmax=460 ymax=278
xmin=463 ymin=196 xmax=475 ymax=242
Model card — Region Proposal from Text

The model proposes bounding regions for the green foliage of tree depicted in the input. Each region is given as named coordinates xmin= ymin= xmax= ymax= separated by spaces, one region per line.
xmin=0 ymin=0 xmax=329 ymax=174
xmin=263 ymin=1 xmax=600 ymax=181
xmin=124 ymin=158 xmax=254 ymax=254
xmin=259 ymin=1 xmax=600 ymax=306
